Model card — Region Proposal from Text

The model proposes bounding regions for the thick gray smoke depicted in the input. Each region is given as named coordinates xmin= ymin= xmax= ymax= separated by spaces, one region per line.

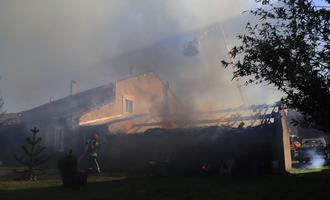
xmin=306 ymin=149 xmax=326 ymax=169
xmin=0 ymin=0 xmax=282 ymax=112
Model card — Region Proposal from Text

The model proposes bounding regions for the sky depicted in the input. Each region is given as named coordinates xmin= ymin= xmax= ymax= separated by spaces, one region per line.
xmin=0 ymin=0 xmax=285 ymax=113
xmin=314 ymin=0 xmax=330 ymax=6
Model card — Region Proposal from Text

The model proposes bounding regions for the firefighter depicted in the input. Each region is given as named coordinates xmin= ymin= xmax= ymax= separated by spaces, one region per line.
xmin=80 ymin=133 xmax=101 ymax=174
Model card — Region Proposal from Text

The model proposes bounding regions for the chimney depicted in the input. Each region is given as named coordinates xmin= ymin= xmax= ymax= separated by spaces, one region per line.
xmin=70 ymin=80 xmax=77 ymax=95
xmin=163 ymin=81 xmax=170 ymax=109
xmin=49 ymin=96 xmax=54 ymax=103
xmin=129 ymin=65 xmax=133 ymax=77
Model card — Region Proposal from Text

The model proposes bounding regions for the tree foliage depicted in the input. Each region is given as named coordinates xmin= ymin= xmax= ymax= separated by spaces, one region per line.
xmin=222 ymin=0 xmax=330 ymax=131
xmin=14 ymin=127 xmax=49 ymax=181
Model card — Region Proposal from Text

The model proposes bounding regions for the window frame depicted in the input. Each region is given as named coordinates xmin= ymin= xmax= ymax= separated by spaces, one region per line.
xmin=123 ymin=96 xmax=134 ymax=114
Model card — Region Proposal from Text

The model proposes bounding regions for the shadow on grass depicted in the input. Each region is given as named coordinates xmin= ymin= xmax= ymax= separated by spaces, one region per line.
xmin=0 ymin=173 xmax=330 ymax=200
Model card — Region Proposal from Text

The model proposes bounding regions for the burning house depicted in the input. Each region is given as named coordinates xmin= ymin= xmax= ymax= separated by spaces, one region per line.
xmin=0 ymin=72 xmax=294 ymax=174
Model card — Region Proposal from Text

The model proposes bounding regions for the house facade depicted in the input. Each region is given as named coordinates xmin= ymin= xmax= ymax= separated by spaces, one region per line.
xmin=78 ymin=72 xmax=177 ymax=133
xmin=0 ymin=72 xmax=177 ymax=154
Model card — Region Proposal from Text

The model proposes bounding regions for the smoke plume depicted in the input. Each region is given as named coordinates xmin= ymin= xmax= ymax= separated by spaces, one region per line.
xmin=306 ymin=149 xmax=326 ymax=169
xmin=0 ymin=0 xmax=282 ymax=113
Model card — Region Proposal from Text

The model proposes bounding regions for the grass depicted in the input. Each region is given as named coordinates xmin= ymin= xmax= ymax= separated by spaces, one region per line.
xmin=289 ymin=166 xmax=330 ymax=174
xmin=0 ymin=167 xmax=330 ymax=200
xmin=0 ymin=176 xmax=124 ymax=190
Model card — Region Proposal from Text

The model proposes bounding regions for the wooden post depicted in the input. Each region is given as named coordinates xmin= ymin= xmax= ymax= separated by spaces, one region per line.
xmin=279 ymin=109 xmax=292 ymax=172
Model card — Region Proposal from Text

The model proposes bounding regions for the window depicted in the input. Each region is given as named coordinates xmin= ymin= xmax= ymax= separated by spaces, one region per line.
xmin=54 ymin=127 xmax=64 ymax=152
xmin=125 ymin=99 xmax=133 ymax=113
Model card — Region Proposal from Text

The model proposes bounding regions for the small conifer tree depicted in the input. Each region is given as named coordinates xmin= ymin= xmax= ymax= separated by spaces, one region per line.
xmin=14 ymin=127 xmax=49 ymax=180
xmin=0 ymin=96 xmax=6 ymax=126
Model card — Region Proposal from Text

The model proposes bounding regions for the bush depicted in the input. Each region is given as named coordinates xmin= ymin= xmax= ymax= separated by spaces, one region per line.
xmin=57 ymin=150 xmax=88 ymax=188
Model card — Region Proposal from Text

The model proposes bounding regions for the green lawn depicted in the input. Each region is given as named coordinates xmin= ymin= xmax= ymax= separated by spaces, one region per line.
xmin=0 ymin=167 xmax=330 ymax=200
xmin=289 ymin=166 xmax=330 ymax=174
